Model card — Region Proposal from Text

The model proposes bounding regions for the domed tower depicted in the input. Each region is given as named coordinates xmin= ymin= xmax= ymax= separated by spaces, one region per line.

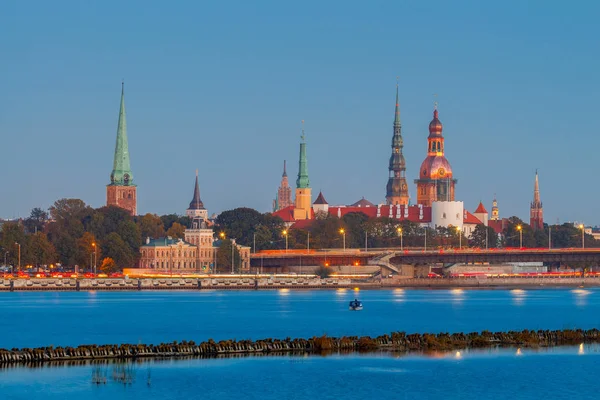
xmin=414 ymin=104 xmax=457 ymax=206
xmin=385 ymin=82 xmax=409 ymax=205
xmin=491 ymin=195 xmax=499 ymax=221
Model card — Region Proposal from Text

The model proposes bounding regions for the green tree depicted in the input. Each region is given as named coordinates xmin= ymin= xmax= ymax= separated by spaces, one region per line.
xmin=470 ymin=224 xmax=499 ymax=248
xmin=28 ymin=232 xmax=57 ymax=270
xmin=341 ymin=212 xmax=369 ymax=249
xmin=24 ymin=207 xmax=48 ymax=234
xmin=76 ymin=232 xmax=100 ymax=271
xmin=216 ymin=239 xmax=241 ymax=273
xmin=503 ymin=217 xmax=535 ymax=248
xmin=217 ymin=208 xmax=285 ymax=250
xmin=166 ymin=222 xmax=185 ymax=239
xmin=0 ymin=222 xmax=28 ymax=267
xmin=102 ymin=232 xmax=135 ymax=269
xmin=137 ymin=213 xmax=165 ymax=239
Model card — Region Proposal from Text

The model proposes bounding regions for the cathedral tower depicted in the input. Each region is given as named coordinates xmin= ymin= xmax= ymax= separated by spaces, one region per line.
xmin=273 ymin=160 xmax=292 ymax=211
xmin=106 ymin=83 xmax=137 ymax=215
xmin=385 ymin=82 xmax=409 ymax=205
xmin=530 ymin=171 xmax=544 ymax=230
xmin=414 ymin=104 xmax=457 ymax=206
xmin=293 ymin=122 xmax=312 ymax=220
xmin=491 ymin=195 xmax=499 ymax=221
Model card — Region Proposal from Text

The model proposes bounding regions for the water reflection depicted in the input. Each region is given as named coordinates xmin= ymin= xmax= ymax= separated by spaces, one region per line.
xmin=511 ymin=289 xmax=527 ymax=306
xmin=450 ymin=289 xmax=465 ymax=304
xmin=572 ymin=289 xmax=591 ymax=307
xmin=393 ymin=288 xmax=405 ymax=302
xmin=579 ymin=343 xmax=584 ymax=355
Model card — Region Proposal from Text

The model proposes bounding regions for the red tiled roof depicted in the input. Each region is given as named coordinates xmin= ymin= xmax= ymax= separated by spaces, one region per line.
xmin=474 ymin=202 xmax=488 ymax=214
xmin=290 ymin=219 xmax=314 ymax=230
xmin=272 ymin=205 xmax=295 ymax=222
xmin=329 ymin=205 xmax=432 ymax=223
xmin=463 ymin=211 xmax=482 ymax=225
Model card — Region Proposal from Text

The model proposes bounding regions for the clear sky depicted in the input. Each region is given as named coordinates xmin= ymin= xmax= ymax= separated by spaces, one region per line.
xmin=1 ymin=0 xmax=599 ymax=224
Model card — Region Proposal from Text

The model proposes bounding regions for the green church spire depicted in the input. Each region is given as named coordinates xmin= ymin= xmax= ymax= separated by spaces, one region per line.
xmin=296 ymin=120 xmax=310 ymax=189
xmin=110 ymin=82 xmax=134 ymax=186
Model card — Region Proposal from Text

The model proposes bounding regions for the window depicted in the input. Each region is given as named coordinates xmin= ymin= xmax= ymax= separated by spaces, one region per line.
xmin=442 ymin=213 xmax=446 ymax=219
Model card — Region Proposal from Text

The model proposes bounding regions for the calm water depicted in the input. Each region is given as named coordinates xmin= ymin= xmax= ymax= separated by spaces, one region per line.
xmin=1 ymin=348 xmax=599 ymax=400
xmin=0 ymin=289 xmax=599 ymax=348
xmin=1 ymin=289 xmax=599 ymax=399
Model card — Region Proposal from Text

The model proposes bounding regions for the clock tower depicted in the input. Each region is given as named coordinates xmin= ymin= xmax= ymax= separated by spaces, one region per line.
xmin=106 ymin=83 xmax=137 ymax=216
xmin=414 ymin=104 xmax=457 ymax=206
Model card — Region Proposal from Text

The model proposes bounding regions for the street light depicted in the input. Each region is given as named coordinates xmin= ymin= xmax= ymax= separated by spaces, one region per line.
xmin=456 ymin=226 xmax=462 ymax=249
xmin=282 ymin=230 xmax=288 ymax=252
xmin=580 ymin=224 xmax=585 ymax=249
xmin=14 ymin=242 xmax=20 ymax=272
xmin=339 ymin=228 xmax=346 ymax=251
xmin=4 ymin=251 xmax=8 ymax=270
xmin=516 ymin=225 xmax=523 ymax=248
xmin=92 ymin=242 xmax=98 ymax=275
xmin=397 ymin=227 xmax=403 ymax=251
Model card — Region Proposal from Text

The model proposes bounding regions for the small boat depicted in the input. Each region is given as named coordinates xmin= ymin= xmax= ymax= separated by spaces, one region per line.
xmin=349 ymin=299 xmax=363 ymax=311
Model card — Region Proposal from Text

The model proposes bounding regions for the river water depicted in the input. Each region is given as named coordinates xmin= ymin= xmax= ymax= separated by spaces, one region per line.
xmin=1 ymin=288 xmax=599 ymax=399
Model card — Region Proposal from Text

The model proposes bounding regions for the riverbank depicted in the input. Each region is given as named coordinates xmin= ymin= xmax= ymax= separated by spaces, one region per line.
xmin=0 ymin=276 xmax=597 ymax=291
xmin=1 ymin=329 xmax=598 ymax=365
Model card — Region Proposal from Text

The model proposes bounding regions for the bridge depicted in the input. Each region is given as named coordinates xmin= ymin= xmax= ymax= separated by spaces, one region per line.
xmin=250 ymin=248 xmax=600 ymax=273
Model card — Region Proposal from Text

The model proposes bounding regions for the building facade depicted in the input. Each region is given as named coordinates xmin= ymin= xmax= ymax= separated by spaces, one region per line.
xmin=414 ymin=105 xmax=457 ymax=206
xmin=293 ymin=122 xmax=312 ymax=220
xmin=184 ymin=171 xmax=216 ymax=271
xmin=386 ymin=83 xmax=410 ymax=205
xmin=530 ymin=171 xmax=544 ymax=230
xmin=273 ymin=160 xmax=292 ymax=211
xmin=106 ymin=83 xmax=137 ymax=215
xmin=139 ymin=237 xmax=197 ymax=271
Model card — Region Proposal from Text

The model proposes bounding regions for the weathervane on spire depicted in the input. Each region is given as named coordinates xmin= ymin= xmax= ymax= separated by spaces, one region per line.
xmin=301 ymin=120 xmax=305 ymax=142
xmin=433 ymin=93 xmax=438 ymax=110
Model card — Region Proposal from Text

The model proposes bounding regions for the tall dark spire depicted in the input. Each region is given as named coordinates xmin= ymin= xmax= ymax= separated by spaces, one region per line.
xmin=296 ymin=120 xmax=310 ymax=189
xmin=189 ymin=170 xmax=205 ymax=210
xmin=282 ymin=160 xmax=287 ymax=177
xmin=530 ymin=170 xmax=543 ymax=231
xmin=386 ymin=80 xmax=409 ymax=205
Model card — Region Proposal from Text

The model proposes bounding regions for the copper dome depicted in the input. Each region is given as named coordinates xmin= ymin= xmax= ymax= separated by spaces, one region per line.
xmin=419 ymin=155 xmax=453 ymax=180
xmin=428 ymin=109 xmax=443 ymax=137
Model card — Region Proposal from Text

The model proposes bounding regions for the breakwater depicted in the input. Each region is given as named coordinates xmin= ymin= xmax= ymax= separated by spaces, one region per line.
xmin=0 ymin=277 xmax=351 ymax=291
xmin=1 ymin=329 xmax=599 ymax=365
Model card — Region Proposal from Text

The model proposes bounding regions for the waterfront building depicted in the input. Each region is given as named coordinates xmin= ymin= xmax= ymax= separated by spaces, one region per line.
xmin=293 ymin=122 xmax=312 ymax=221
xmin=414 ymin=105 xmax=457 ymax=206
xmin=530 ymin=171 xmax=544 ymax=231
xmin=273 ymin=161 xmax=292 ymax=212
xmin=386 ymin=83 xmax=410 ymax=206
xmin=106 ymin=83 xmax=137 ymax=216
xmin=139 ymin=237 xmax=197 ymax=270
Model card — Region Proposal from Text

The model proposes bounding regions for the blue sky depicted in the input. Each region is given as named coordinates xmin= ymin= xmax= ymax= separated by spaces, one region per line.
xmin=1 ymin=0 xmax=598 ymax=224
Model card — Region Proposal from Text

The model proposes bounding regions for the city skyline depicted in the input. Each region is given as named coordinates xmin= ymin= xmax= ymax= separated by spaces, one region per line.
xmin=1 ymin=1 xmax=598 ymax=224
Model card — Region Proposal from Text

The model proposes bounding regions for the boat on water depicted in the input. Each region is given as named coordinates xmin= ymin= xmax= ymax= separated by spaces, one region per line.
xmin=349 ymin=299 xmax=363 ymax=311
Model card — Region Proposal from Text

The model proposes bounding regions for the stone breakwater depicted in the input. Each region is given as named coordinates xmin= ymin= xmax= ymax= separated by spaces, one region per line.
xmin=1 ymin=329 xmax=599 ymax=365
xmin=0 ymin=277 xmax=351 ymax=291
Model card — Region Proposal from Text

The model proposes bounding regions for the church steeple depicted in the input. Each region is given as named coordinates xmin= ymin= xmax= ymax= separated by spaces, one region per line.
xmin=293 ymin=121 xmax=312 ymax=220
xmin=110 ymin=82 xmax=134 ymax=186
xmin=296 ymin=121 xmax=310 ymax=189
xmin=386 ymin=81 xmax=409 ymax=205
xmin=186 ymin=170 xmax=208 ymax=220
xmin=530 ymin=170 xmax=543 ymax=230
xmin=106 ymin=82 xmax=137 ymax=216
xmin=273 ymin=160 xmax=292 ymax=211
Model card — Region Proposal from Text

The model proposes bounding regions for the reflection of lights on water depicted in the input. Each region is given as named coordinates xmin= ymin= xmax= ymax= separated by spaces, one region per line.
xmin=393 ymin=288 xmax=405 ymax=302
xmin=516 ymin=348 xmax=522 ymax=356
xmin=336 ymin=288 xmax=347 ymax=295
xmin=455 ymin=351 xmax=462 ymax=359
xmin=511 ymin=289 xmax=526 ymax=305
xmin=353 ymin=287 xmax=360 ymax=292
xmin=572 ymin=289 xmax=591 ymax=296
xmin=279 ymin=288 xmax=290 ymax=296
xmin=393 ymin=288 xmax=405 ymax=294
xmin=579 ymin=343 xmax=584 ymax=355
xmin=451 ymin=289 xmax=464 ymax=295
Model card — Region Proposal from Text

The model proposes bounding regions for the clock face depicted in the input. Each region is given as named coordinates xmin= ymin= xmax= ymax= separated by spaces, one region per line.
xmin=438 ymin=168 xmax=445 ymax=177
xmin=401 ymin=184 xmax=407 ymax=190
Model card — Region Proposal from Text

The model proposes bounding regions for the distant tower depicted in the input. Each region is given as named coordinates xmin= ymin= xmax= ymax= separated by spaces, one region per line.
xmin=293 ymin=121 xmax=312 ymax=220
xmin=473 ymin=201 xmax=489 ymax=227
xmin=386 ymin=82 xmax=409 ymax=205
xmin=530 ymin=171 xmax=544 ymax=230
xmin=106 ymin=82 xmax=137 ymax=215
xmin=491 ymin=195 xmax=499 ymax=221
xmin=414 ymin=104 xmax=457 ymax=206
xmin=273 ymin=161 xmax=292 ymax=211
xmin=186 ymin=170 xmax=208 ymax=221
xmin=313 ymin=191 xmax=329 ymax=216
